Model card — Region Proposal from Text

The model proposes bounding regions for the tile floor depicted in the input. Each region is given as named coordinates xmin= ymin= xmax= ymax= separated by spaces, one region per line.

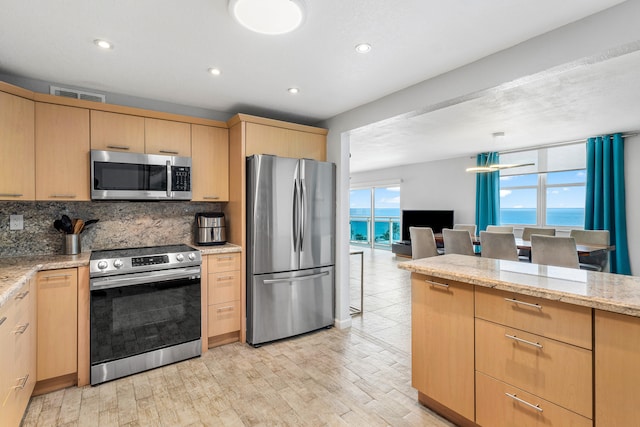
xmin=23 ymin=249 xmax=454 ymax=426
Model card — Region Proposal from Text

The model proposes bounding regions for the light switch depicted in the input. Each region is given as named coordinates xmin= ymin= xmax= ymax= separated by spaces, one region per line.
xmin=10 ymin=214 xmax=24 ymax=230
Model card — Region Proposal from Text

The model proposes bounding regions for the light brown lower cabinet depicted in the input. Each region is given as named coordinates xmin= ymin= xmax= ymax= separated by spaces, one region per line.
xmin=206 ymin=253 xmax=241 ymax=347
xmin=595 ymin=309 xmax=640 ymax=427
xmin=35 ymin=269 xmax=78 ymax=392
xmin=0 ymin=278 xmax=36 ymax=427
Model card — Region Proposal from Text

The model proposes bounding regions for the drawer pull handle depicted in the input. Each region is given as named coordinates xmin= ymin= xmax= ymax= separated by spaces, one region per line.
xmin=218 ymin=276 xmax=235 ymax=281
xmin=505 ymin=392 xmax=543 ymax=412
xmin=107 ymin=145 xmax=130 ymax=150
xmin=425 ymin=279 xmax=449 ymax=288
xmin=0 ymin=317 xmax=6 ymax=327
xmin=217 ymin=256 xmax=234 ymax=260
xmin=13 ymin=374 xmax=29 ymax=390
xmin=0 ymin=193 xmax=23 ymax=197
xmin=203 ymin=196 xmax=220 ymax=200
xmin=505 ymin=334 xmax=543 ymax=349
xmin=217 ymin=306 xmax=234 ymax=312
xmin=15 ymin=290 xmax=30 ymax=300
xmin=50 ymin=194 xmax=77 ymax=198
xmin=14 ymin=323 xmax=30 ymax=335
xmin=159 ymin=150 xmax=179 ymax=155
xmin=504 ymin=298 xmax=542 ymax=309
xmin=43 ymin=274 xmax=72 ymax=279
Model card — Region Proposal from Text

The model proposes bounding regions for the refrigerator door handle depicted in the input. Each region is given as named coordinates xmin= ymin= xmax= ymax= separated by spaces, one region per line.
xmin=292 ymin=179 xmax=298 ymax=251
xmin=300 ymin=178 xmax=306 ymax=250
xmin=263 ymin=271 xmax=330 ymax=284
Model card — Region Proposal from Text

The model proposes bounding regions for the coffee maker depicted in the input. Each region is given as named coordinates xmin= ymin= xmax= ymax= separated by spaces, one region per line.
xmin=195 ymin=212 xmax=226 ymax=245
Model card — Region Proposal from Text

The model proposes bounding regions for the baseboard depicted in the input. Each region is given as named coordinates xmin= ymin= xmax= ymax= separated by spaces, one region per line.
xmin=334 ymin=317 xmax=352 ymax=329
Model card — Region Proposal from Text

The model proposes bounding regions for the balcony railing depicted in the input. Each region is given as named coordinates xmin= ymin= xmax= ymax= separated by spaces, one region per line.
xmin=349 ymin=215 xmax=400 ymax=249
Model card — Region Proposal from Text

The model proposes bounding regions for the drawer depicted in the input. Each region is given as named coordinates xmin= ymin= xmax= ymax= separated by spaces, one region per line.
xmin=475 ymin=286 xmax=592 ymax=349
xmin=476 ymin=318 xmax=592 ymax=418
xmin=476 ymin=372 xmax=592 ymax=427
xmin=208 ymin=270 xmax=240 ymax=305
xmin=208 ymin=300 xmax=240 ymax=337
xmin=207 ymin=253 xmax=241 ymax=273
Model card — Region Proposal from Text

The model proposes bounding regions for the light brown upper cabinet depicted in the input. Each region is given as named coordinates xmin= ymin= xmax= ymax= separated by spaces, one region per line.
xmin=144 ymin=118 xmax=191 ymax=156
xmin=90 ymin=110 xmax=145 ymax=152
xmin=245 ymin=122 xmax=326 ymax=161
xmin=35 ymin=103 xmax=90 ymax=201
xmin=191 ymin=124 xmax=229 ymax=202
xmin=0 ymin=91 xmax=35 ymax=200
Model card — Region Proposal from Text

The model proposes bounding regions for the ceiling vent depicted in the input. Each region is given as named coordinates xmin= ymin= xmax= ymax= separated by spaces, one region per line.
xmin=50 ymin=85 xmax=106 ymax=103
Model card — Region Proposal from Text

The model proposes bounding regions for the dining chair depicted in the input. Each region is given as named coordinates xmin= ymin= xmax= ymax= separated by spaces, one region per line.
xmin=480 ymin=231 xmax=519 ymax=261
xmin=453 ymin=223 xmax=477 ymax=236
xmin=519 ymin=227 xmax=556 ymax=261
xmin=409 ymin=226 xmax=440 ymax=260
xmin=570 ymin=229 xmax=610 ymax=272
xmin=530 ymin=235 xmax=579 ymax=269
xmin=486 ymin=225 xmax=514 ymax=233
xmin=442 ymin=228 xmax=475 ymax=256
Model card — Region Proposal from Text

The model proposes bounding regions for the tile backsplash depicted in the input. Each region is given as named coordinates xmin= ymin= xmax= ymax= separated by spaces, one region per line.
xmin=0 ymin=201 xmax=222 ymax=257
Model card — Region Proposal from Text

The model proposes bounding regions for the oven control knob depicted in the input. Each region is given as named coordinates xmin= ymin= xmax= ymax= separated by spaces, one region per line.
xmin=188 ymin=253 xmax=196 ymax=261
xmin=176 ymin=253 xmax=185 ymax=262
xmin=97 ymin=261 xmax=108 ymax=270
xmin=113 ymin=259 xmax=124 ymax=269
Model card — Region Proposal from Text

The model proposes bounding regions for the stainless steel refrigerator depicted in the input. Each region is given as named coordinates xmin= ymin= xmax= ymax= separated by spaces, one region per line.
xmin=246 ymin=154 xmax=335 ymax=346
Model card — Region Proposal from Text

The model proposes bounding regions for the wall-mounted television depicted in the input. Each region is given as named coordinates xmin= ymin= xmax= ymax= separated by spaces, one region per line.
xmin=401 ymin=210 xmax=454 ymax=241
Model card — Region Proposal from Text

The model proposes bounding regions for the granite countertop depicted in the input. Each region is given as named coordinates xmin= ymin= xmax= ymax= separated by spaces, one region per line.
xmin=0 ymin=243 xmax=242 ymax=309
xmin=398 ymin=254 xmax=640 ymax=317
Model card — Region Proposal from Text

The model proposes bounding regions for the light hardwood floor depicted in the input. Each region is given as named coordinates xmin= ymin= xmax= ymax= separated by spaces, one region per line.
xmin=23 ymin=249 xmax=454 ymax=426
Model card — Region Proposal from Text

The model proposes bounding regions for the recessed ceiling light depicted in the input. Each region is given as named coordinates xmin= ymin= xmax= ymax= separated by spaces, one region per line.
xmin=288 ymin=88 xmax=299 ymax=94
xmin=229 ymin=0 xmax=305 ymax=35
xmin=94 ymin=39 xmax=113 ymax=49
xmin=208 ymin=68 xmax=222 ymax=76
xmin=355 ymin=43 xmax=372 ymax=54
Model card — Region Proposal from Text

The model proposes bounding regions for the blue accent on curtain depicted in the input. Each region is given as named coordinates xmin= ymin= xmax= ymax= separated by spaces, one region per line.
xmin=585 ymin=133 xmax=631 ymax=275
xmin=475 ymin=152 xmax=500 ymax=233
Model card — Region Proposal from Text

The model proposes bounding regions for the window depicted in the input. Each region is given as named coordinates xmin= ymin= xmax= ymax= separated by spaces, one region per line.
xmin=499 ymin=144 xmax=586 ymax=228
xmin=349 ymin=185 xmax=400 ymax=249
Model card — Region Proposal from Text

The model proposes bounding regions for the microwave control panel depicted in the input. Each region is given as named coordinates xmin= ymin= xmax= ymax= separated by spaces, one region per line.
xmin=172 ymin=166 xmax=191 ymax=191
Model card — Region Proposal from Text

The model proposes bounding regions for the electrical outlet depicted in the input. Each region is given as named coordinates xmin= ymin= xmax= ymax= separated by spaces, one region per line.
xmin=10 ymin=214 xmax=24 ymax=230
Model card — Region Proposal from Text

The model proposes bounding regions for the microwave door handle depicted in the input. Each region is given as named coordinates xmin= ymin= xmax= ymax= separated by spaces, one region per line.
xmin=166 ymin=160 xmax=172 ymax=198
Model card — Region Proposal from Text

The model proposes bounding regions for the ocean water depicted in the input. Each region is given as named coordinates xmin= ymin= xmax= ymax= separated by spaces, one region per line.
xmin=500 ymin=208 xmax=585 ymax=227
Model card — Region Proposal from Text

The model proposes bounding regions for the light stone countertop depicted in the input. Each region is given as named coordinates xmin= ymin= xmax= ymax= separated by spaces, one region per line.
xmin=398 ymin=254 xmax=640 ymax=318
xmin=0 ymin=243 xmax=242 ymax=309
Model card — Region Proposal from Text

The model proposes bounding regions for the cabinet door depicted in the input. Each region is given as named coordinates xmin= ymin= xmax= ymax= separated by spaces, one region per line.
xmin=35 ymin=103 xmax=90 ymax=201
xmin=144 ymin=118 xmax=191 ymax=156
xmin=191 ymin=124 xmax=229 ymax=201
xmin=37 ymin=269 xmax=78 ymax=381
xmin=411 ymin=273 xmax=475 ymax=421
xmin=245 ymin=122 xmax=326 ymax=161
xmin=90 ymin=110 xmax=144 ymax=152
xmin=0 ymin=91 xmax=35 ymax=200
xmin=595 ymin=310 xmax=640 ymax=427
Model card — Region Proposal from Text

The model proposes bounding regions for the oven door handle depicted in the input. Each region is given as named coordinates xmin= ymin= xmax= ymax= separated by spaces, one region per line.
xmin=90 ymin=267 xmax=201 ymax=291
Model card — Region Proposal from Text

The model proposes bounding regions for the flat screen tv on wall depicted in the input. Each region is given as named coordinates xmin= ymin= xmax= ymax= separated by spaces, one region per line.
xmin=401 ymin=210 xmax=454 ymax=241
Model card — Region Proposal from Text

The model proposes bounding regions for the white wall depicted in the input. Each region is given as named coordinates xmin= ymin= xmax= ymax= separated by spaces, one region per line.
xmin=324 ymin=1 xmax=640 ymax=328
xmin=349 ymin=156 xmax=476 ymax=225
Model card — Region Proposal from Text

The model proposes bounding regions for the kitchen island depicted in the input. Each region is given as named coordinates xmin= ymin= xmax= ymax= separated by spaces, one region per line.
xmin=399 ymin=254 xmax=640 ymax=427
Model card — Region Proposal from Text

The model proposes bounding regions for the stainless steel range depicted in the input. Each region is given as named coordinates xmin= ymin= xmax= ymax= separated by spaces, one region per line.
xmin=89 ymin=244 xmax=202 ymax=385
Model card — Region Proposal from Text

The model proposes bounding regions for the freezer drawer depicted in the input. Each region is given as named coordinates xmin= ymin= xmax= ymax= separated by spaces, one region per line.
xmin=247 ymin=266 xmax=334 ymax=345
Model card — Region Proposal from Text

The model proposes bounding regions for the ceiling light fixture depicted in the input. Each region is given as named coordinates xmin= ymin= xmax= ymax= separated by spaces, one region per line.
xmin=94 ymin=39 xmax=113 ymax=49
xmin=355 ymin=43 xmax=372 ymax=54
xmin=208 ymin=68 xmax=222 ymax=76
xmin=288 ymin=87 xmax=299 ymax=94
xmin=466 ymin=132 xmax=535 ymax=172
xmin=228 ymin=0 xmax=305 ymax=35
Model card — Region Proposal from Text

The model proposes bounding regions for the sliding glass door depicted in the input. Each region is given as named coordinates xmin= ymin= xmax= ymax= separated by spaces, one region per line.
xmin=349 ymin=186 xmax=400 ymax=249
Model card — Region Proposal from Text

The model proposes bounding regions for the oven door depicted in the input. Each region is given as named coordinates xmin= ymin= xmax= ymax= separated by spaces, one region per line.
xmin=90 ymin=266 xmax=201 ymax=383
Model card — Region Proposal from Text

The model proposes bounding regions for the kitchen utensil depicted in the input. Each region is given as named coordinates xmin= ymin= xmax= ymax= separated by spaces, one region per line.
xmin=73 ymin=219 xmax=85 ymax=234
xmin=53 ymin=219 xmax=64 ymax=233
xmin=61 ymin=215 xmax=73 ymax=234
xmin=82 ymin=219 xmax=99 ymax=232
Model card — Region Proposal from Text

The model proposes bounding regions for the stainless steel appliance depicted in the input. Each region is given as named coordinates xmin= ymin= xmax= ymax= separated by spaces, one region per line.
xmin=90 ymin=150 xmax=192 ymax=200
xmin=89 ymin=244 xmax=202 ymax=385
xmin=246 ymin=155 xmax=335 ymax=346
xmin=195 ymin=212 xmax=227 ymax=245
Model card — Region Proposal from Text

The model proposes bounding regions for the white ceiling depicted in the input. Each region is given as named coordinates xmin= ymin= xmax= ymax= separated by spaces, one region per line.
xmin=0 ymin=0 xmax=632 ymax=171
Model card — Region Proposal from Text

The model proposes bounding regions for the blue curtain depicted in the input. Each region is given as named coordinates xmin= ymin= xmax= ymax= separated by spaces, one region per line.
xmin=585 ymin=133 xmax=631 ymax=275
xmin=475 ymin=152 xmax=500 ymax=232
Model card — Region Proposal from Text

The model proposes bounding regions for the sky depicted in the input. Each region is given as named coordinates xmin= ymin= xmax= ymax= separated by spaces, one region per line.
xmin=500 ymin=170 xmax=586 ymax=209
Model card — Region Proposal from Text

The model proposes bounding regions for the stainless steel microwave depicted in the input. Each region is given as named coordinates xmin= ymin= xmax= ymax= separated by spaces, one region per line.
xmin=90 ymin=150 xmax=192 ymax=200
